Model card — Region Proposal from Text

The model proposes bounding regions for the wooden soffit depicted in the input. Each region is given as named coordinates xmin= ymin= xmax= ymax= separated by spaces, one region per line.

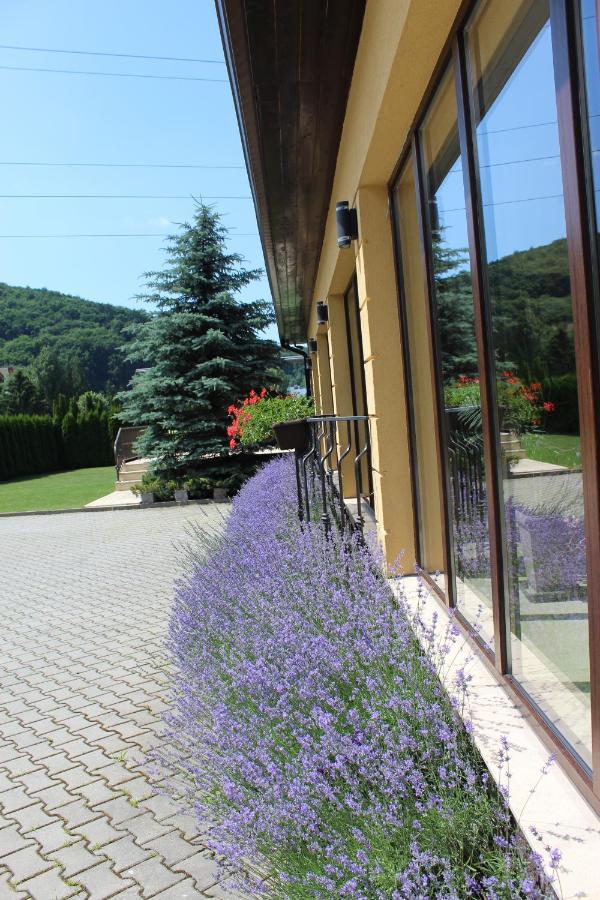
xmin=216 ymin=0 xmax=365 ymax=342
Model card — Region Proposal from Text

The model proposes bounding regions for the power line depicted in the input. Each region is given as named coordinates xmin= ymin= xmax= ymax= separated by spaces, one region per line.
xmin=0 ymin=161 xmax=245 ymax=169
xmin=0 ymin=232 xmax=260 ymax=238
xmin=0 ymin=64 xmax=227 ymax=82
xmin=0 ymin=194 xmax=252 ymax=199
xmin=0 ymin=43 xmax=224 ymax=65
xmin=442 ymin=192 xmax=564 ymax=215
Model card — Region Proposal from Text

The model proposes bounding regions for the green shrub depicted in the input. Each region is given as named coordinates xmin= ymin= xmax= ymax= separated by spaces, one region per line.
xmin=0 ymin=415 xmax=63 ymax=480
xmin=541 ymin=374 xmax=579 ymax=433
xmin=131 ymin=473 xmax=173 ymax=501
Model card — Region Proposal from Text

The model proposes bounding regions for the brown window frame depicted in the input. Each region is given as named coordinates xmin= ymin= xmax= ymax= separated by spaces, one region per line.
xmin=389 ymin=0 xmax=600 ymax=809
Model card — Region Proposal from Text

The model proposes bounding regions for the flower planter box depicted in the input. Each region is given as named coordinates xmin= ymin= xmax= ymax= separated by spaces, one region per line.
xmin=213 ymin=487 xmax=228 ymax=500
xmin=174 ymin=489 xmax=189 ymax=503
xmin=140 ymin=491 xmax=154 ymax=505
xmin=272 ymin=418 xmax=310 ymax=453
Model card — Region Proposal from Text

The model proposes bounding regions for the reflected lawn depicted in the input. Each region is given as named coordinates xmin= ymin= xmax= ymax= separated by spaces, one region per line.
xmin=521 ymin=433 xmax=581 ymax=468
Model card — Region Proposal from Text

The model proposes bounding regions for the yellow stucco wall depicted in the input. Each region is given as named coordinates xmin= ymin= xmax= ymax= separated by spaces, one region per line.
xmin=308 ymin=0 xmax=463 ymax=565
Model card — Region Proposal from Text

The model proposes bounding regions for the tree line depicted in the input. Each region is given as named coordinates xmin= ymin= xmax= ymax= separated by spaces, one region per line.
xmin=0 ymin=281 xmax=146 ymax=394
xmin=0 ymin=392 xmax=118 ymax=481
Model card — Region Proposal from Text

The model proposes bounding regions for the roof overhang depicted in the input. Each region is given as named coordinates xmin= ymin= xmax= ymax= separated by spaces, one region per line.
xmin=216 ymin=0 xmax=365 ymax=342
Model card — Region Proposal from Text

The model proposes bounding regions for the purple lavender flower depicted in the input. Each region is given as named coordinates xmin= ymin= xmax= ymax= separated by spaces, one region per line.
xmin=162 ymin=456 xmax=555 ymax=897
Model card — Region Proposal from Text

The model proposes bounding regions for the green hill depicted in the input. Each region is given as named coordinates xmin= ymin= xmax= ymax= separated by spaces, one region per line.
xmin=0 ymin=283 xmax=147 ymax=392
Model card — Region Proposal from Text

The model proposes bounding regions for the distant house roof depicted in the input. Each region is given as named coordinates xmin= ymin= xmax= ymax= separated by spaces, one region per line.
xmin=0 ymin=366 xmax=14 ymax=383
xmin=216 ymin=0 xmax=365 ymax=342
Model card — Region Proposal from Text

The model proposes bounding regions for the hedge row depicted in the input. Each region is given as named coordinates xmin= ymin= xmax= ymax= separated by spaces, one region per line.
xmin=0 ymin=413 xmax=114 ymax=481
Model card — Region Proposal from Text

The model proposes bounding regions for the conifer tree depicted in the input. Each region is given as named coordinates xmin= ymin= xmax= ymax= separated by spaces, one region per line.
xmin=118 ymin=204 xmax=282 ymax=480
xmin=0 ymin=369 xmax=44 ymax=415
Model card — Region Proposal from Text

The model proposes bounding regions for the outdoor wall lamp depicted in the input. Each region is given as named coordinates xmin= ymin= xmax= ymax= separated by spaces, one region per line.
xmin=308 ymin=338 xmax=318 ymax=354
xmin=316 ymin=301 xmax=329 ymax=325
xmin=336 ymin=201 xmax=359 ymax=248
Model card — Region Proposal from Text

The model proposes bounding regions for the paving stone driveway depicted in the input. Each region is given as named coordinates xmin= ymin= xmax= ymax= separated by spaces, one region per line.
xmin=0 ymin=504 xmax=239 ymax=900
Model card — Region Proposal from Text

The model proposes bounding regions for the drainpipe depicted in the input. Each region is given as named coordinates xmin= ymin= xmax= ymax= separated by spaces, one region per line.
xmin=281 ymin=338 xmax=312 ymax=398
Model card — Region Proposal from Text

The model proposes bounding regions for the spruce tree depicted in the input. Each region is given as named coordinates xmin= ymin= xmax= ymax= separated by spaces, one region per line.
xmin=118 ymin=204 xmax=282 ymax=480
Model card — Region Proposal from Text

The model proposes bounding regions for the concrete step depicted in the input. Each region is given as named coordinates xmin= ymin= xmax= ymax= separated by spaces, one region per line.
xmin=118 ymin=472 xmax=144 ymax=483
xmin=115 ymin=479 xmax=141 ymax=491
xmin=120 ymin=462 xmax=148 ymax=474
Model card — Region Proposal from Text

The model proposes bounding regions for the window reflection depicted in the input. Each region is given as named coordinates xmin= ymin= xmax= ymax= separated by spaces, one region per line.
xmin=394 ymin=161 xmax=445 ymax=578
xmin=581 ymin=0 xmax=600 ymax=270
xmin=420 ymin=67 xmax=495 ymax=646
xmin=466 ymin=0 xmax=590 ymax=765
xmin=343 ymin=278 xmax=373 ymax=506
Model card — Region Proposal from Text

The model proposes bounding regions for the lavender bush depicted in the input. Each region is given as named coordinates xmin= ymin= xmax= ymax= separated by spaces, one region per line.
xmin=166 ymin=457 xmax=553 ymax=898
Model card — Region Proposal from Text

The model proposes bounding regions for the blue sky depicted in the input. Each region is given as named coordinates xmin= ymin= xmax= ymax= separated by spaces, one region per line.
xmin=0 ymin=0 xmax=275 ymax=334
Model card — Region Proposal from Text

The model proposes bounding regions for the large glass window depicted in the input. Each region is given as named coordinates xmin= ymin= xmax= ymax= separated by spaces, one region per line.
xmin=393 ymin=161 xmax=445 ymax=577
xmin=581 ymin=0 xmax=600 ymax=267
xmin=344 ymin=277 xmax=373 ymax=505
xmin=465 ymin=0 xmax=591 ymax=765
xmin=419 ymin=66 xmax=495 ymax=646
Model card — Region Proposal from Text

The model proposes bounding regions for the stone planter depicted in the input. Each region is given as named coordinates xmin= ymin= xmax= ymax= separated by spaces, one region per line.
xmin=273 ymin=418 xmax=310 ymax=453
xmin=174 ymin=489 xmax=189 ymax=503
xmin=140 ymin=491 xmax=154 ymax=505
xmin=213 ymin=487 xmax=228 ymax=501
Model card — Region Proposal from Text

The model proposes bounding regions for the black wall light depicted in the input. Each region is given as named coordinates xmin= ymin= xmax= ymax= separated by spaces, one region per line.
xmin=308 ymin=338 xmax=318 ymax=354
xmin=336 ymin=200 xmax=358 ymax=248
xmin=316 ymin=301 xmax=329 ymax=325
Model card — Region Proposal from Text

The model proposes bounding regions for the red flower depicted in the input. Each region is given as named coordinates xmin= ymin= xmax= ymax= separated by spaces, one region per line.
xmin=229 ymin=438 xmax=236 ymax=449
xmin=543 ymin=401 xmax=555 ymax=413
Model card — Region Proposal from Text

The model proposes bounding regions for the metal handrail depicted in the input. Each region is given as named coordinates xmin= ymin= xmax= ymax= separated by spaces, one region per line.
xmin=296 ymin=415 xmax=372 ymax=536
xmin=114 ymin=426 xmax=144 ymax=477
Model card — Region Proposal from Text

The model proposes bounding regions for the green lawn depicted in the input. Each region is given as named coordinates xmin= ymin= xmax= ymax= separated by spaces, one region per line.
xmin=521 ymin=432 xmax=581 ymax=468
xmin=0 ymin=467 xmax=115 ymax=514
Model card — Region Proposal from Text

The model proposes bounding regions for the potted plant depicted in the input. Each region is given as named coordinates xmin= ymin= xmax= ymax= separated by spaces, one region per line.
xmin=168 ymin=480 xmax=189 ymax=503
xmin=132 ymin=474 xmax=173 ymax=504
xmin=272 ymin=418 xmax=311 ymax=453
xmin=227 ymin=391 xmax=314 ymax=452
xmin=132 ymin=474 xmax=159 ymax=505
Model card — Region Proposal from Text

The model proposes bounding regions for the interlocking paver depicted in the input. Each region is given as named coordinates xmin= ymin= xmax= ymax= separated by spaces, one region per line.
xmin=94 ymin=797 xmax=143 ymax=827
xmin=19 ymin=866 xmax=77 ymax=899
xmin=100 ymin=835 xmax=152 ymax=873
xmin=75 ymin=781 xmax=114 ymax=807
xmin=122 ymin=857 xmax=183 ymax=897
xmin=123 ymin=812 xmax=173 ymax=845
xmin=2 ymin=844 xmax=53 ymax=882
xmin=72 ymin=816 xmax=121 ymax=849
xmin=10 ymin=802 xmax=57 ymax=834
xmin=33 ymin=784 xmax=74 ymax=810
xmin=94 ymin=763 xmax=135 ymax=788
xmin=145 ymin=831 xmax=196 ymax=865
xmin=49 ymin=840 xmax=106 ymax=878
xmin=0 ymin=825 xmax=34 ymax=858
xmin=173 ymin=852 xmax=221 ymax=891
xmin=56 ymin=799 xmax=99 ymax=829
xmin=75 ymin=860 xmax=133 ymax=899
xmin=153 ymin=878 xmax=206 ymax=899
xmin=18 ymin=770 xmax=55 ymax=793
xmin=0 ymin=506 xmax=243 ymax=899
xmin=56 ymin=766 xmax=98 ymax=792
xmin=0 ymin=787 xmax=36 ymax=814
xmin=29 ymin=820 xmax=77 ymax=853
